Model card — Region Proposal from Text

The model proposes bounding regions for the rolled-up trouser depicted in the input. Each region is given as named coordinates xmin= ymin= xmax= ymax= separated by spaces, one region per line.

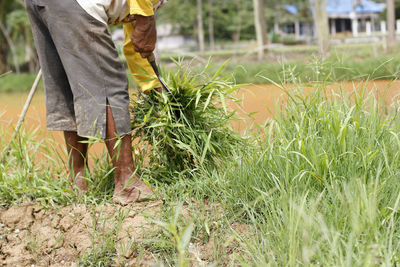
xmin=25 ymin=0 xmax=131 ymax=138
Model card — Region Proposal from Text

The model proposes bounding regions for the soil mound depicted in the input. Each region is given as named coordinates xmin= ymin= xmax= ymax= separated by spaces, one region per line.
xmin=0 ymin=201 xmax=249 ymax=266
xmin=0 ymin=201 xmax=162 ymax=266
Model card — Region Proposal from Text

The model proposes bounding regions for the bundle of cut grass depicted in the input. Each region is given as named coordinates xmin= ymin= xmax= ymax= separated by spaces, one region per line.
xmin=130 ymin=61 xmax=245 ymax=182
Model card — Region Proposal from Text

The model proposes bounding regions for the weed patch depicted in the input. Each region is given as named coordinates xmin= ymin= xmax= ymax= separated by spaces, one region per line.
xmin=131 ymin=61 xmax=246 ymax=182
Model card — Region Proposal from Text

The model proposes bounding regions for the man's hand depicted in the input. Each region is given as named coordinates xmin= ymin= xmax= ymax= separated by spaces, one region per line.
xmin=131 ymin=15 xmax=157 ymax=58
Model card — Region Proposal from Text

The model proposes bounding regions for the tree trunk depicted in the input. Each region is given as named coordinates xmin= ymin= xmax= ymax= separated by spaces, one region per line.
xmin=197 ymin=0 xmax=205 ymax=54
xmin=313 ymin=0 xmax=330 ymax=57
xmin=0 ymin=22 xmax=20 ymax=74
xmin=253 ymin=0 xmax=267 ymax=61
xmin=24 ymin=27 xmax=36 ymax=73
xmin=235 ymin=0 xmax=242 ymax=43
xmin=295 ymin=20 xmax=301 ymax=39
xmin=387 ymin=0 xmax=396 ymax=47
xmin=208 ymin=0 xmax=215 ymax=51
xmin=0 ymin=39 xmax=8 ymax=74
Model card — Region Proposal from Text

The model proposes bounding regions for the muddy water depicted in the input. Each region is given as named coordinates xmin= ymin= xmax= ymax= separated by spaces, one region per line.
xmin=0 ymin=91 xmax=105 ymax=161
xmin=2 ymin=80 xmax=400 ymax=161
xmin=234 ymin=80 xmax=400 ymax=130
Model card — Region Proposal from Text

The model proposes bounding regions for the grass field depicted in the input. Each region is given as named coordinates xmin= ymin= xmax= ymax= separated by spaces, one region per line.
xmin=2 ymin=61 xmax=400 ymax=265
xmin=195 ymin=43 xmax=400 ymax=84
xmin=3 ymin=43 xmax=400 ymax=93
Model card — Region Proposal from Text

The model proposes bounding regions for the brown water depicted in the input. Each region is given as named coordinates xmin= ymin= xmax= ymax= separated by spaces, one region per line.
xmin=2 ymin=80 xmax=400 ymax=161
xmin=0 ymin=92 xmax=105 ymax=160
xmin=235 ymin=80 xmax=400 ymax=128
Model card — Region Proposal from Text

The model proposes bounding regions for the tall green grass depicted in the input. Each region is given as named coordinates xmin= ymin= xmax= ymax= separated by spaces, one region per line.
xmin=0 ymin=127 xmax=118 ymax=206
xmin=2 ymin=62 xmax=400 ymax=265
xmin=163 ymin=81 xmax=400 ymax=265
xmin=221 ymin=56 xmax=400 ymax=84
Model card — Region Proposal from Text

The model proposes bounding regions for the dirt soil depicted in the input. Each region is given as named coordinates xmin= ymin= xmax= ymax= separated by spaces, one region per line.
xmin=0 ymin=202 xmax=248 ymax=266
xmin=0 ymin=201 xmax=163 ymax=266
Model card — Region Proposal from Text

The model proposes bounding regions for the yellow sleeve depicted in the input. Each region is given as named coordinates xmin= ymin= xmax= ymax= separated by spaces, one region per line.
xmin=123 ymin=23 xmax=161 ymax=92
xmin=128 ymin=0 xmax=154 ymax=16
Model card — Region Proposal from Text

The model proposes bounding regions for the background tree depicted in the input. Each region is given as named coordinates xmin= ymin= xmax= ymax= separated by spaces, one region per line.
xmin=7 ymin=8 xmax=36 ymax=73
xmin=0 ymin=0 xmax=17 ymax=73
xmin=208 ymin=0 xmax=215 ymax=50
xmin=197 ymin=0 xmax=205 ymax=53
xmin=387 ymin=0 xmax=396 ymax=47
xmin=312 ymin=0 xmax=329 ymax=56
xmin=0 ymin=19 xmax=20 ymax=74
xmin=160 ymin=0 xmax=255 ymax=43
xmin=157 ymin=0 xmax=197 ymax=37
xmin=253 ymin=0 xmax=267 ymax=60
xmin=0 ymin=0 xmax=36 ymax=74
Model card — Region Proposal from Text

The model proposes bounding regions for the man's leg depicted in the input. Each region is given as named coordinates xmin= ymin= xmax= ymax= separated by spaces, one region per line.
xmin=25 ymin=1 xmax=83 ymax=187
xmin=64 ymin=132 xmax=88 ymax=191
xmin=104 ymin=103 xmax=153 ymax=203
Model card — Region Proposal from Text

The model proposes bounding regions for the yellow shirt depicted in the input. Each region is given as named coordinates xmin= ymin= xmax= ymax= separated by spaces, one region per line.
xmin=129 ymin=0 xmax=154 ymax=17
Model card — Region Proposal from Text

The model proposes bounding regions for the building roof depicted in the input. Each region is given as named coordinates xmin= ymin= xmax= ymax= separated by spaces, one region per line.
xmin=326 ymin=0 xmax=385 ymax=15
xmin=284 ymin=1 xmax=385 ymax=16
xmin=283 ymin=4 xmax=298 ymax=15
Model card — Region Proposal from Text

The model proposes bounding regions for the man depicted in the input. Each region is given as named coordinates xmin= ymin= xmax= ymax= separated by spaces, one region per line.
xmin=25 ymin=0 xmax=166 ymax=204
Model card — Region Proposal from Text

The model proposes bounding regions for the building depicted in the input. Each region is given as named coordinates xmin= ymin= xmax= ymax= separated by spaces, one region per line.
xmin=279 ymin=0 xmax=386 ymax=38
xmin=156 ymin=23 xmax=196 ymax=51
xmin=111 ymin=23 xmax=197 ymax=52
xmin=327 ymin=0 xmax=385 ymax=36
xmin=279 ymin=4 xmax=312 ymax=39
